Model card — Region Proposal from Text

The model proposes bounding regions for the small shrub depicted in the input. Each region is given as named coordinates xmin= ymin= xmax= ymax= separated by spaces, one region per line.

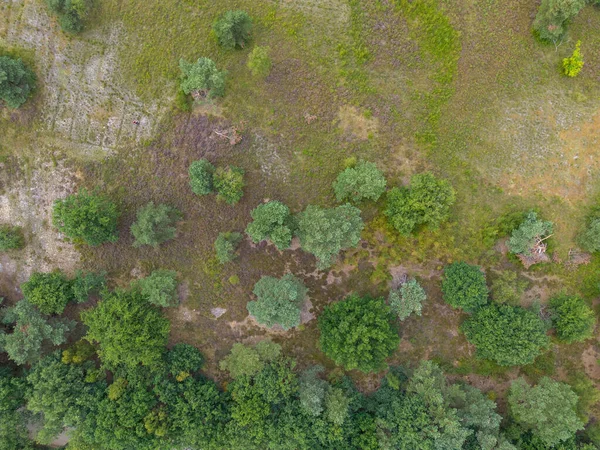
xmin=133 ymin=270 xmax=179 ymax=307
xmin=442 ymin=262 xmax=488 ymax=313
xmin=247 ymin=274 xmax=307 ymax=330
xmin=46 ymin=0 xmax=92 ymax=33
xmin=578 ymin=217 xmax=600 ymax=252
xmin=563 ymin=40 xmax=584 ymax=77
xmin=71 ymin=270 xmax=106 ymax=303
xmin=179 ymin=58 xmax=226 ymax=98
xmin=549 ymin=294 xmax=595 ymax=343
xmin=490 ymin=270 xmax=528 ymax=306
xmin=21 ymin=271 xmax=74 ymax=315
xmin=333 ymin=160 xmax=387 ymax=203
xmin=189 ymin=159 xmax=215 ymax=195
xmin=213 ymin=10 xmax=252 ymax=49
xmin=130 ymin=202 xmax=182 ymax=248
xmin=213 ymin=166 xmax=245 ymax=205
xmin=52 ymin=189 xmax=119 ymax=246
xmin=214 ymin=232 xmax=243 ymax=264
xmin=0 ymin=225 xmax=24 ymax=251
xmin=507 ymin=211 xmax=553 ymax=256
xmin=0 ymin=56 xmax=36 ymax=108
xmin=389 ymin=278 xmax=427 ymax=320
xmin=247 ymin=46 xmax=272 ymax=77
xmin=246 ymin=201 xmax=294 ymax=249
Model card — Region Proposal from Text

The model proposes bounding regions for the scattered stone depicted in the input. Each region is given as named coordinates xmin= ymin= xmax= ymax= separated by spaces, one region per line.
xmin=211 ymin=307 xmax=227 ymax=319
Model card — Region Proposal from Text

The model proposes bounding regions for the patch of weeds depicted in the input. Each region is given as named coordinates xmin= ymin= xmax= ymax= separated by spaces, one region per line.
xmin=520 ymin=351 xmax=556 ymax=382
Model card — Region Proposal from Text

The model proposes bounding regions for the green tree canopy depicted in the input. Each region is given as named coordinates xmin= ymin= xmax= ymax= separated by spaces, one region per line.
xmin=71 ymin=270 xmax=106 ymax=303
xmin=389 ymin=278 xmax=427 ymax=320
xmin=213 ymin=10 xmax=252 ymax=49
xmin=549 ymin=294 xmax=595 ymax=343
xmin=46 ymin=0 xmax=92 ymax=33
xmin=215 ymin=231 xmax=243 ymax=263
xmin=214 ymin=166 xmax=245 ymax=205
xmin=130 ymin=202 xmax=181 ymax=248
xmin=296 ymin=204 xmax=364 ymax=269
xmin=179 ymin=57 xmax=226 ymax=98
xmin=0 ymin=56 xmax=36 ymax=108
xmin=578 ymin=217 xmax=600 ymax=252
xmin=442 ymin=262 xmax=488 ymax=313
xmin=508 ymin=377 xmax=584 ymax=447
xmin=0 ymin=225 xmax=24 ymax=251
xmin=0 ymin=367 xmax=31 ymax=450
xmin=462 ymin=304 xmax=550 ymax=366
xmin=188 ymin=159 xmax=215 ymax=195
xmin=52 ymin=189 xmax=119 ymax=246
xmin=133 ymin=269 xmax=179 ymax=308
xmin=333 ymin=160 xmax=387 ymax=203
xmin=246 ymin=201 xmax=294 ymax=250
xmin=247 ymin=46 xmax=272 ymax=77
xmin=533 ymin=0 xmax=586 ymax=42
xmin=507 ymin=211 xmax=553 ymax=256
xmin=219 ymin=341 xmax=281 ymax=379
xmin=385 ymin=172 xmax=456 ymax=235
xmin=21 ymin=270 xmax=74 ymax=315
xmin=166 ymin=343 xmax=204 ymax=378
xmin=81 ymin=289 xmax=170 ymax=368
xmin=247 ymin=274 xmax=307 ymax=330
xmin=319 ymin=295 xmax=399 ymax=372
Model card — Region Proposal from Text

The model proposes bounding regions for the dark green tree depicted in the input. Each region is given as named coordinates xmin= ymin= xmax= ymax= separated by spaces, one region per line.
xmin=130 ymin=202 xmax=181 ymax=248
xmin=0 ymin=367 xmax=31 ymax=450
xmin=133 ymin=269 xmax=179 ymax=307
xmin=213 ymin=10 xmax=252 ymax=49
xmin=0 ymin=225 xmax=24 ymax=251
xmin=296 ymin=204 xmax=364 ymax=269
xmin=215 ymin=231 xmax=243 ymax=263
xmin=0 ymin=56 xmax=36 ymax=108
xmin=246 ymin=201 xmax=294 ymax=250
xmin=52 ymin=189 xmax=119 ymax=246
xmin=442 ymin=262 xmax=488 ymax=313
xmin=319 ymin=295 xmax=399 ymax=372
xmin=247 ymin=274 xmax=307 ymax=330
xmin=166 ymin=343 xmax=204 ymax=378
xmin=333 ymin=160 xmax=387 ymax=203
xmin=385 ymin=172 xmax=456 ymax=235
xmin=214 ymin=166 xmax=245 ymax=205
xmin=46 ymin=0 xmax=93 ymax=33
xmin=462 ymin=304 xmax=550 ymax=366
xmin=189 ymin=159 xmax=215 ymax=195
xmin=549 ymin=294 xmax=595 ymax=343
xmin=21 ymin=270 xmax=74 ymax=314
xmin=179 ymin=57 xmax=226 ymax=98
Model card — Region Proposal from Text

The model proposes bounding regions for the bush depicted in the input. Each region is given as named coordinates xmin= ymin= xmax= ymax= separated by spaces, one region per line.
xmin=213 ymin=166 xmax=245 ymax=205
xmin=296 ymin=204 xmax=364 ymax=269
xmin=179 ymin=58 xmax=226 ymax=98
xmin=533 ymin=0 xmax=586 ymax=43
xmin=333 ymin=160 xmax=387 ymax=203
xmin=490 ymin=270 xmax=528 ymax=306
xmin=0 ymin=225 xmax=24 ymax=251
xmin=21 ymin=271 xmax=74 ymax=315
xmin=130 ymin=202 xmax=181 ymax=248
xmin=507 ymin=211 xmax=553 ymax=256
xmin=134 ymin=270 xmax=179 ymax=307
xmin=213 ymin=10 xmax=252 ymax=49
xmin=578 ymin=217 xmax=600 ymax=252
xmin=214 ymin=232 xmax=243 ymax=264
xmin=189 ymin=159 xmax=215 ymax=195
xmin=247 ymin=274 xmax=307 ymax=330
xmin=52 ymin=189 xmax=119 ymax=246
xmin=385 ymin=172 xmax=455 ymax=235
xmin=389 ymin=278 xmax=427 ymax=320
xmin=319 ymin=295 xmax=399 ymax=372
xmin=219 ymin=341 xmax=281 ymax=378
xmin=247 ymin=46 xmax=272 ymax=77
xmin=442 ymin=262 xmax=488 ymax=313
xmin=0 ymin=56 xmax=36 ymax=108
xmin=549 ymin=294 xmax=595 ymax=343
xmin=46 ymin=0 xmax=92 ymax=33
xmin=462 ymin=304 xmax=550 ymax=366
xmin=246 ymin=201 xmax=294 ymax=250
xmin=71 ymin=270 xmax=106 ymax=303
xmin=563 ymin=40 xmax=584 ymax=77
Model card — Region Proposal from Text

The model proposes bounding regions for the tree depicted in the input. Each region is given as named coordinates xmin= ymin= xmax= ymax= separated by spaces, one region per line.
xmin=213 ymin=166 xmax=245 ymax=205
xmin=21 ymin=270 xmax=74 ymax=315
xmin=333 ymin=160 xmax=387 ymax=203
xmin=189 ymin=159 xmax=215 ymax=195
xmin=533 ymin=0 xmax=586 ymax=43
xmin=166 ymin=343 xmax=204 ymax=378
xmin=461 ymin=304 xmax=550 ymax=366
xmin=389 ymin=278 xmax=427 ymax=320
xmin=508 ymin=211 xmax=553 ymax=256
xmin=246 ymin=201 xmax=294 ymax=250
xmin=578 ymin=217 xmax=600 ymax=252
xmin=508 ymin=377 xmax=584 ymax=446
xmin=0 ymin=299 xmax=73 ymax=365
xmin=247 ymin=274 xmax=307 ymax=330
xmin=130 ymin=202 xmax=181 ymax=248
xmin=219 ymin=341 xmax=281 ymax=379
xmin=490 ymin=270 xmax=528 ymax=306
xmin=296 ymin=204 xmax=364 ymax=269
xmin=81 ymin=289 xmax=170 ymax=368
xmin=71 ymin=270 xmax=106 ymax=303
xmin=319 ymin=295 xmax=399 ymax=372
xmin=385 ymin=172 xmax=456 ymax=235
xmin=213 ymin=10 xmax=252 ymax=49
xmin=61 ymin=339 xmax=95 ymax=364
xmin=46 ymin=0 xmax=92 ymax=33
xmin=215 ymin=232 xmax=243 ymax=263
xmin=0 ymin=56 xmax=36 ymax=108
xmin=133 ymin=269 xmax=179 ymax=307
xmin=563 ymin=40 xmax=584 ymax=77
xmin=298 ymin=366 xmax=327 ymax=417
xmin=442 ymin=262 xmax=488 ymax=313
xmin=52 ymin=189 xmax=119 ymax=246
xmin=247 ymin=46 xmax=272 ymax=77
xmin=0 ymin=225 xmax=24 ymax=251
xmin=324 ymin=387 xmax=350 ymax=425
xmin=549 ymin=294 xmax=595 ymax=343
xmin=179 ymin=57 xmax=226 ymax=98
xmin=0 ymin=367 xmax=31 ymax=450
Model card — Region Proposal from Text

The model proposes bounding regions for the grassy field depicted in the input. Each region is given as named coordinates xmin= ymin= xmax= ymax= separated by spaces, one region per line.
xmin=2 ymin=0 xmax=600 ymax=402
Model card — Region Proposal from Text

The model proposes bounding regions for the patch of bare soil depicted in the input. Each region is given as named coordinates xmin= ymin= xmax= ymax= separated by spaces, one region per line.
xmin=338 ymin=105 xmax=378 ymax=140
